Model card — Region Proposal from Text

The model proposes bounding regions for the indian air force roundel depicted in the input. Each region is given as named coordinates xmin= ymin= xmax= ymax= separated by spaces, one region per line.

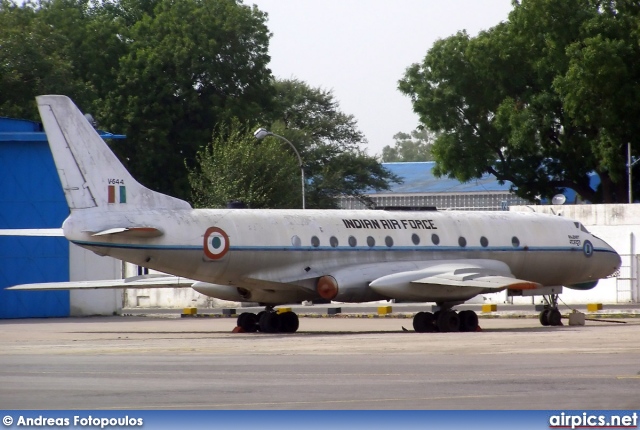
xmin=203 ymin=227 xmax=230 ymax=260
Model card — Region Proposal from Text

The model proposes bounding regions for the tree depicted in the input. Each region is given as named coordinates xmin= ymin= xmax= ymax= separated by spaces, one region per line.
xmin=399 ymin=0 xmax=640 ymax=203
xmin=190 ymin=79 xmax=400 ymax=209
xmin=189 ymin=120 xmax=300 ymax=208
xmin=264 ymin=79 xmax=399 ymax=208
xmin=99 ymin=0 xmax=275 ymax=200
xmin=0 ymin=0 xmax=94 ymax=119
xmin=381 ymin=129 xmax=434 ymax=162
xmin=1 ymin=2 xmax=398 ymax=208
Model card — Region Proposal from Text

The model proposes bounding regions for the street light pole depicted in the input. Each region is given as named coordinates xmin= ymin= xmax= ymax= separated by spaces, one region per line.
xmin=254 ymin=128 xmax=305 ymax=209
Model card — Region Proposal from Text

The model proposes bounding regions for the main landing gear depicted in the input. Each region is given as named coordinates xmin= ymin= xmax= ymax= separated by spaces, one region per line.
xmin=236 ymin=307 xmax=300 ymax=333
xmin=412 ymin=308 xmax=479 ymax=333
xmin=539 ymin=294 xmax=563 ymax=326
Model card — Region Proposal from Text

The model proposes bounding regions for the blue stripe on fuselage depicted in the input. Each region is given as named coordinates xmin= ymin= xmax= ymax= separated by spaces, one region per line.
xmin=70 ymin=240 xmax=616 ymax=255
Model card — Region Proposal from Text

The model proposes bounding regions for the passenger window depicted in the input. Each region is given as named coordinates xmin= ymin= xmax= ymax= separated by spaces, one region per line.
xmin=431 ymin=234 xmax=440 ymax=245
xmin=480 ymin=236 xmax=488 ymax=247
xmin=512 ymin=236 xmax=520 ymax=248
xmin=367 ymin=236 xmax=375 ymax=247
xmin=291 ymin=235 xmax=301 ymax=247
xmin=411 ymin=233 xmax=420 ymax=245
xmin=348 ymin=236 xmax=357 ymax=247
xmin=330 ymin=236 xmax=339 ymax=248
xmin=458 ymin=237 xmax=467 ymax=247
xmin=311 ymin=236 xmax=320 ymax=247
xmin=385 ymin=236 xmax=394 ymax=247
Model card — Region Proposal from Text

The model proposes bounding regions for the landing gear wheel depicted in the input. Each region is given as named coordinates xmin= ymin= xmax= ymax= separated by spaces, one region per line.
xmin=539 ymin=294 xmax=563 ymax=327
xmin=413 ymin=312 xmax=436 ymax=333
xmin=436 ymin=310 xmax=460 ymax=333
xmin=258 ymin=311 xmax=281 ymax=333
xmin=458 ymin=310 xmax=479 ymax=332
xmin=539 ymin=309 xmax=551 ymax=326
xmin=255 ymin=311 xmax=266 ymax=332
xmin=547 ymin=309 xmax=562 ymax=326
xmin=279 ymin=311 xmax=299 ymax=333
xmin=237 ymin=312 xmax=258 ymax=332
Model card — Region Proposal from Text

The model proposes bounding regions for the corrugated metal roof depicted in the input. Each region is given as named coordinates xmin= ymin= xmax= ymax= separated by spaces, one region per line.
xmin=378 ymin=162 xmax=513 ymax=194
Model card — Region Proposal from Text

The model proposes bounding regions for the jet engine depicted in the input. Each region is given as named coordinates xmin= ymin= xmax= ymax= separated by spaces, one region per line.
xmin=191 ymin=282 xmax=314 ymax=304
xmin=316 ymin=269 xmax=388 ymax=303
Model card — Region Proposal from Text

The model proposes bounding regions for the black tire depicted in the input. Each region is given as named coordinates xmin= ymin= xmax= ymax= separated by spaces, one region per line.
xmin=237 ymin=312 xmax=252 ymax=328
xmin=259 ymin=312 xmax=281 ymax=333
xmin=279 ymin=311 xmax=299 ymax=333
xmin=548 ymin=309 xmax=562 ymax=326
xmin=436 ymin=310 xmax=460 ymax=333
xmin=539 ymin=309 xmax=551 ymax=326
xmin=413 ymin=311 xmax=437 ymax=333
xmin=256 ymin=311 xmax=266 ymax=332
xmin=239 ymin=312 xmax=258 ymax=332
xmin=413 ymin=312 xmax=426 ymax=332
xmin=459 ymin=310 xmax=479 ymax=332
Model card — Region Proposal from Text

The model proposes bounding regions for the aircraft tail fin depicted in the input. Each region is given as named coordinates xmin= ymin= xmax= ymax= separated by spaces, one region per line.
xmin=36 ymin=95 xmax=191 ymax=211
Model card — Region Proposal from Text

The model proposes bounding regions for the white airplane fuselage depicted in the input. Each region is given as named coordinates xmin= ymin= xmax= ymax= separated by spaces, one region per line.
xmin=63 ymin=206 xmax=620 ymax=305
xmin=24 ymin=95 xmax=621 ymax=316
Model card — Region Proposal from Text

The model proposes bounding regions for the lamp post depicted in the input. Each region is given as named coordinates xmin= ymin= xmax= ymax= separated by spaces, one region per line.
xmin=254 ymin=128 xmax=305 ymax=209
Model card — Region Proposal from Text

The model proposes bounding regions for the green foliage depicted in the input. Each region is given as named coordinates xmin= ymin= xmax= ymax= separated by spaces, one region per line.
xmin=382 ymin=129 xmax=434 ymax=162
xmin=263 ymin=79 xmax=400 ymax=208
xmin=0 ymin=0 xmax=94 ymax=119
xmin=1 ymin=1 xmax=398 ymax=209
xmin=399 ymin=0 xmax=640 ymax=203
xmin=100 ymin=0 xmax=274 ymax=199
xmin=189 ymin=120 xmax=300 ymax=208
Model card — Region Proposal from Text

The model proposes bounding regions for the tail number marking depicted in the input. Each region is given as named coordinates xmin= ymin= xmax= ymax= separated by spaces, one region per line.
xmin=204 ymin=227 xmax=230 ymax=260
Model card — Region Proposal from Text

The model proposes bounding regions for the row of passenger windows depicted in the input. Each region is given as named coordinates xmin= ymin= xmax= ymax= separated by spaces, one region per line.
xmin=292 ymin=234 xmax=522 ymax=248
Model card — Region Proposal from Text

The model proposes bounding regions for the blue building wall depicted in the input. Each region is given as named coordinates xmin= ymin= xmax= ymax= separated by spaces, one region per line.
xmin=0 ymin=118 xmax=70 ymax=318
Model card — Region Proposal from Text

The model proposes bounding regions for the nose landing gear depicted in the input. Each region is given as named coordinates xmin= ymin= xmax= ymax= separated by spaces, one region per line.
xmin=539 ymin=294 xmax=563 ymax=326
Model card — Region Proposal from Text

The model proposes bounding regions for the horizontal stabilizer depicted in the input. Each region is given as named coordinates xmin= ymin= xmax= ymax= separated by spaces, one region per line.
xmin=0 ymin=229 xmax=64 ymax=237
xmin=89 ymin=227 xmax=164 ymax=238
xmin=8 ymin=274 xmax=193 ymax=290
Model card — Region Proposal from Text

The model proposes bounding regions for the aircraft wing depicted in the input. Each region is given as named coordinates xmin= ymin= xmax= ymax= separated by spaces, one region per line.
xmin=7 ymin=274 xmax=195 ymax=290
xmin=410 ymin=271 xmax=541 ymax=290
xmin=368 ymin=260 xmax=542 ymax=300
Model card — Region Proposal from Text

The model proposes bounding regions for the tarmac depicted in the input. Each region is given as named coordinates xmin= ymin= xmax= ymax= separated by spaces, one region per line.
xmin=121 ymin=301 xmax=640 ymax=320
xmin=1 ymin=303 xmax=639 ymax=410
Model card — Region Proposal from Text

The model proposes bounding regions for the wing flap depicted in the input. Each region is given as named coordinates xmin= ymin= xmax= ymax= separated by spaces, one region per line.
xmin=412 ymin=274 xmax=541 ymax=290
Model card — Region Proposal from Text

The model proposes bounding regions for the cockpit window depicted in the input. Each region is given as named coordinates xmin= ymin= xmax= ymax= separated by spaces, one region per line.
xmin=575 ymin=222 xmax=590 ymax=233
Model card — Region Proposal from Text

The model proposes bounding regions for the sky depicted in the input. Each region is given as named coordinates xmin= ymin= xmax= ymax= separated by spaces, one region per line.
xmin=249 ymin=0 xmax=514 ymax=157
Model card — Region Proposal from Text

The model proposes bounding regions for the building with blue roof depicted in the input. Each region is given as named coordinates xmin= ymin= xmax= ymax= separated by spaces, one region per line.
xmin=340 ymin=161 xmax=532 ymax=210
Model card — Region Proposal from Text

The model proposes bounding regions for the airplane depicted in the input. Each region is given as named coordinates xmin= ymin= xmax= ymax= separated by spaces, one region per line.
xmin=8 ymin=95 xmax=621 ymax=333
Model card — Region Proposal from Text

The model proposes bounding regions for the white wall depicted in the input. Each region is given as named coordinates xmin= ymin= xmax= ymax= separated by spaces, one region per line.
xmin=69 ymin=244 xmax=123 ymax=316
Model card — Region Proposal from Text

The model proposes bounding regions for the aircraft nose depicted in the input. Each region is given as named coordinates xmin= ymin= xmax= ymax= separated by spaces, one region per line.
xmin=595 ymin=237 xmax=621 ymax=278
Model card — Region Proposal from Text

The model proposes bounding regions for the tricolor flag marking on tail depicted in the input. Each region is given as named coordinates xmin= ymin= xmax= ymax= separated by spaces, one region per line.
xmin=108 ymin=185 xmax=127 ymax=204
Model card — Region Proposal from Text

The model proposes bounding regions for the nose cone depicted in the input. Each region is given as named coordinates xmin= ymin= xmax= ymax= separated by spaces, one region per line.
xmin=593 ymin=236 xmax=621 ymax=278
